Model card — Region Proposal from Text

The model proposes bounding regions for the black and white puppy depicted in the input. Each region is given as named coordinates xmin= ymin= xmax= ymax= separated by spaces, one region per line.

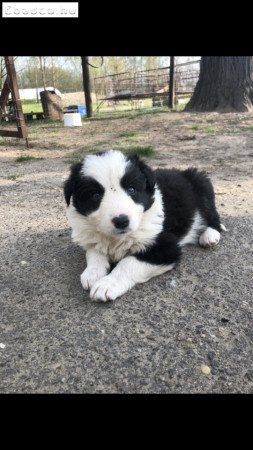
xmin=64 ymin=150 xmax=226 ymax=302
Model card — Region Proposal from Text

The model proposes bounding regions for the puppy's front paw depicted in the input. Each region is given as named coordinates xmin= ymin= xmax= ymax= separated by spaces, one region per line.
xmin=90 ymin=276 xmax=125 ymax=302
xmin=199 ymin=227 xmax=221 ymax=247
xmin=80 ymin=267 xmax=108 ymax=290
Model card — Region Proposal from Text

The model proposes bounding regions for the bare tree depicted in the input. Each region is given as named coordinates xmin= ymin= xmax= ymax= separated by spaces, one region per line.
xmin=39 ymin=56 xmax=47 ymax=91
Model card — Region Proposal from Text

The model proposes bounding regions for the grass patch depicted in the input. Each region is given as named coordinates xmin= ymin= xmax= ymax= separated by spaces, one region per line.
xmin=65 ymin=158 xmax=81 ymax=165
xmin=191 ymin=124 xmax=199 ymax=130
xmin=22 ymin=100 xmax=43 ymax=114
xmin=119 ymin=131 xmax=139 ymax=138
xmin=175 ymin=98 xmax=190 ymax=111
xmin=240 ymin=125 xmax=253 ymax=131
xmin=119 ymin=145 xmax=155 ymax=157
xmin=6 ymin=174 xmax=22 ymax=180
xmin=64 ymin=149 xmax=85 ymax=165
xmin=85 ymin=107 xmax=169 ymax=122
xmin=203 ymin=126 xmax=217 ymax=133
xmin=16 ymin=155 xmax=44 ymax=162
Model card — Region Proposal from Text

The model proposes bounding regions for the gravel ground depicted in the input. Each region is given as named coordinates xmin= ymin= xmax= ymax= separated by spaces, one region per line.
xmin=0 ymin=110 xmax=253 ymax=393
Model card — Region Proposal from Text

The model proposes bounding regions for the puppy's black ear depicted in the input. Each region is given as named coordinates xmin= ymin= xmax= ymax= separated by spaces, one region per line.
xmin=126 ymin=153 xmax=155 ymax=192
xmin=63 ymin=162 xmax=82 ymax=206
xmin=138 ymin=159 xmax=155 ymax=192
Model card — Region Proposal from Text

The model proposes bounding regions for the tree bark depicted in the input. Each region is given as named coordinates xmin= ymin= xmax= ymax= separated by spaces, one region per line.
xmin=81 ymin=56 xmax=93 ymax=118
xmin=39 ymin=56 xmax=47 ymax=91
xmin=185 ymin=56 xmax=253 ymax=112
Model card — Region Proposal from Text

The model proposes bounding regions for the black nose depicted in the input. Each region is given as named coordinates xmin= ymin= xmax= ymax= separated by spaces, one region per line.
xmin=112 ymin=214 xmax=129 ymax=229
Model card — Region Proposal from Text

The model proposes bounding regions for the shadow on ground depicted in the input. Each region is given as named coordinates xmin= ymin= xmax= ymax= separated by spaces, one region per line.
xmin=1 ymin=215 xmax=253 ymax=393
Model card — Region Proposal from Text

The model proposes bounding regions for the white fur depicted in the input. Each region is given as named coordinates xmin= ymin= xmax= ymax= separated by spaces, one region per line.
xmin=80 ymin=249 xmax=110 ymax=290
xmin=90 ymin=256 xmax=174 ymax=302
xmin=66 ymin=184 xmax=164 ymax=262
xmin=66 ymin=151 xmax=224 ymax=302
xmin=179 ymin=211 xmax=206 ymax=247
xmin=79 ymin=151 xmax=145 ymax=237
xmin=199 ymin=227 xmax=221 ymax=247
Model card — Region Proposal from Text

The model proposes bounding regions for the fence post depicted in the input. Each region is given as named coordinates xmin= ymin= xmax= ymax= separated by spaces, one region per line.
xmin=168 ymin=56 xmax=175 ymax=109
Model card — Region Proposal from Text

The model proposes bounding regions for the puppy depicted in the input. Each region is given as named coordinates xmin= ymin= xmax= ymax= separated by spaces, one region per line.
xmin=64 ymin=150 xmax=226 ymax=302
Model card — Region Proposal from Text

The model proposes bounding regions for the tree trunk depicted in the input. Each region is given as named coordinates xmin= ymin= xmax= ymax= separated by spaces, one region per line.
xmin=81 ymin=56 xmax=93 ymax=118
xmin=39 ymin=56 xmax=47 ymax=91
xmin=185 ymin=56 xmax=253 ymax=112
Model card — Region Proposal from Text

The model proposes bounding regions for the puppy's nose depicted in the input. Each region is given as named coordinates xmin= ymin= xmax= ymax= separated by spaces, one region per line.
xmin=112 ymin=214 xmax=129 ymax=229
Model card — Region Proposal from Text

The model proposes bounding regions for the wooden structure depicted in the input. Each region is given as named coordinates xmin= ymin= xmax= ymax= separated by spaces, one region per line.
xmin=94 ymin=60 xmax=200 ymax=111
xmin=0 ymin=56 xmax=28 ymax=147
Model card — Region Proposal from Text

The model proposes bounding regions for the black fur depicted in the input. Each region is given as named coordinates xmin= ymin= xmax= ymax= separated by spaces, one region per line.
xmin=120 ymin=154 xmax=155 ymax=211
xmin=135 ymin=166 xmax=222 ymax=266
xmin=64 ymin=162 xmax=104 ymax=216
xmin=182 ymin=168 xmax=222 ymax=231
xmin=64 ymin=154 xmax=222 ymax=270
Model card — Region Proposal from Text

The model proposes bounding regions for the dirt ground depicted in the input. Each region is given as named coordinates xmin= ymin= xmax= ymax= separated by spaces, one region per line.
xmin=0 ymin=109 xmax=253 ymax=393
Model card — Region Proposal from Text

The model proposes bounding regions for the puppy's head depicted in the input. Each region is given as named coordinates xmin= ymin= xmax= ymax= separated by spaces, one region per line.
xmin=64 ymin=150 xmax=155 ymax=236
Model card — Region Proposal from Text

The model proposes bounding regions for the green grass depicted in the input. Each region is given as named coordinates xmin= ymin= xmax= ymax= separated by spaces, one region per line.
xmin=6 ymin=174 xmax=22 ymax=180
xmin=240 ymin=125 xmax=253 ymax=131
xmin=175 ymin=98 xmax=190 ymax=111
xmin=65 ymin=158 xmax=81 ymax=165
xmin=191 ymin=124 xmax=199 ymax=130
xmin=119 ymin=131 xmax=139 ymax=138
xmin=119 ymin=145 xmax=155 ymax=157
xmin=16 ymin=155 xmax=44 ymax=162
xmin=22 ymin=100 xmax=43 ymax=114
xmin=203 ymin=126 xmax=217 ymax=133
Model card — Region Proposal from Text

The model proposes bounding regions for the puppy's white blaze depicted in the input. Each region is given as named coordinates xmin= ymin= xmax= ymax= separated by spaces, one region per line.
xmin=81 ymin=150 xmax=128 ymax=188
xmin=90 ymin=256 xmax=175 ymax=302
xmin=199 ymin=227 xmax=221 ymax=247
xmin=80 ymin=150 xmax=146 ymax=236
xmin=179 ymin=211 xmax=206 ymax=247
xmin=66 ymin=185 xmax=164 ymax=262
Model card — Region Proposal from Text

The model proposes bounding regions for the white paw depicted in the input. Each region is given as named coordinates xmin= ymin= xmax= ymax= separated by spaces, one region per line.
xmin=80 ymin=266 xmax=108 ymax=290
xmin=199 ymin=227 xmax=221 ymax=247
xmin=90 ymin=276 xmax=125 ymax=302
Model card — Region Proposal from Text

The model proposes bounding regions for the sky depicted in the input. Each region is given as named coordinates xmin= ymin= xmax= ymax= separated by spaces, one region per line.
xmin=14 ymin=56 xmax=200 ymax=73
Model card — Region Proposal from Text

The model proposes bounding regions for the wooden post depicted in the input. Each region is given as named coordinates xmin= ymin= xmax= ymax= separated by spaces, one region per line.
xmin=0 ymin=57 xmax=3 ymax=90
xmin=81 ymin=56 xmax=93 ymax=117
xmin=168 ymin=56 xmax=175 ymax=109
xmin=0 ymin=56 xmax=28 ymax=147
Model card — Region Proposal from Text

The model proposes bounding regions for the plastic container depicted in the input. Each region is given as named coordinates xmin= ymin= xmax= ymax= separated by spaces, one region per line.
xmin=78 ymin=105 xmax=86 ymax=116
xmin=66 ymin=105 xmax=86 ymax=116
xmin=64 ymin=112 xmax=82 ymax=127
xmin=67 ymin=105 xmax=78 ymax=110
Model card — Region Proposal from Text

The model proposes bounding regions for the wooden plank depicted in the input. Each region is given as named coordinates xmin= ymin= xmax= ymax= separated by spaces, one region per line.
xmin=0 ymin=79 xmax=11 ymax=119
xmin=4 ymin=56 xmax=28 ymax=140
xmin=0 ymin=129 xmax=19 ymax=137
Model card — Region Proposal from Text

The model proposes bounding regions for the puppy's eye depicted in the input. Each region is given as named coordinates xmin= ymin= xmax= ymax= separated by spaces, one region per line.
xmin=92 ymin=192 xmax=102 ymax=201
xmin=127 ymin=186 xmax=136 ymax=196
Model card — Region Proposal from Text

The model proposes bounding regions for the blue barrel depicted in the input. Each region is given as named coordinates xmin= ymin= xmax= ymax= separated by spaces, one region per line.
xmin=78 ymin=105 xmax=86 ymax=116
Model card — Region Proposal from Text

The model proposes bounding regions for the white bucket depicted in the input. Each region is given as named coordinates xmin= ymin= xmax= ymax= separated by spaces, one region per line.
xmin=64 ymin=112 xmax=82 ymax=127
